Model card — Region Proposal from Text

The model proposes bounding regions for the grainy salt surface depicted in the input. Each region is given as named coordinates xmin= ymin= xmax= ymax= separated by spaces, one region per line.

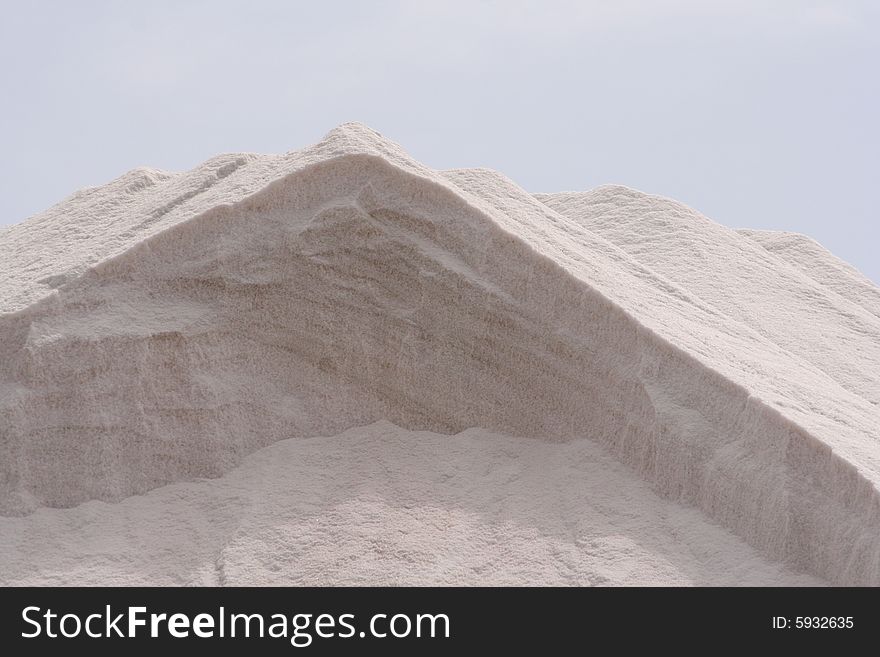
xmin=0 ymin=124 xmax=877 ymax=585
xmin=0 ymin=423 xmax=819 ymax=586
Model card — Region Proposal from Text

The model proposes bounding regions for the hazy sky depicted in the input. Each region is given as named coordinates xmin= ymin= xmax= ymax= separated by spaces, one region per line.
xmin=1 ymin=1 xmax=877 ymax=282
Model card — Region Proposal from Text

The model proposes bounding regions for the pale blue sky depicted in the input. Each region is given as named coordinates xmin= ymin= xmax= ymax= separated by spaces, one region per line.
xmin=1 ymin=1 xmax=877 ymax=282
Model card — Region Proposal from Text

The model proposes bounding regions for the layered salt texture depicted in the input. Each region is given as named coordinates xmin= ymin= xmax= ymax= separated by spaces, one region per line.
xmin=0 ymin=123 xmax=878 ymax=585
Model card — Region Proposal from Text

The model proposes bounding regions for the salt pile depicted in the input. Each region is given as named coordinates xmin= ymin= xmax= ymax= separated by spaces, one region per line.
xmin=0 ymin=123 xmax=877 ymax=585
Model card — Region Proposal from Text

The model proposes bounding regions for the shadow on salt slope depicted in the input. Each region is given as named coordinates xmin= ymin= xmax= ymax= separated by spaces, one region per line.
xmin=0 ymin=422 xmax=821 ymax=586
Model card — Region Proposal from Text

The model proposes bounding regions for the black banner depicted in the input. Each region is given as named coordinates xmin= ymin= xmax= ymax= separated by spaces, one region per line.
xmin=0 ymin=587 xmax=875 ymax=653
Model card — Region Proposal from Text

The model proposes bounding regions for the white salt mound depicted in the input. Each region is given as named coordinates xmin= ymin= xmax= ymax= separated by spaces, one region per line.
xmin=0 ymin=123 xmax=878 ymax=585
xmin=0 ymin=423 xmax=819 ymax=586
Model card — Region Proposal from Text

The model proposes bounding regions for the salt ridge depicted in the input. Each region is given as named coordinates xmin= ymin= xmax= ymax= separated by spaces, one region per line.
xmin=0 ymin=123 xmax=878 ymax=584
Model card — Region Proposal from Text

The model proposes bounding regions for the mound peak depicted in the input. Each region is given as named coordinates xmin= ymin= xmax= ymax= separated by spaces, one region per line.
xmin=1 ymin=125 xmax=879 ymax=585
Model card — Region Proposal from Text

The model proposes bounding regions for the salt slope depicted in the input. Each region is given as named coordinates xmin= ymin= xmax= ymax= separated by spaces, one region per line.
xmin=0 ymin=422 xmax=820 ymax=586
xmin=537 ymin=186 xmax=880 ymax=407
xmin=0 ymin=124 xmax=878 ymax=585
xmin=740 ymin=229 xmax=880 ymax=321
